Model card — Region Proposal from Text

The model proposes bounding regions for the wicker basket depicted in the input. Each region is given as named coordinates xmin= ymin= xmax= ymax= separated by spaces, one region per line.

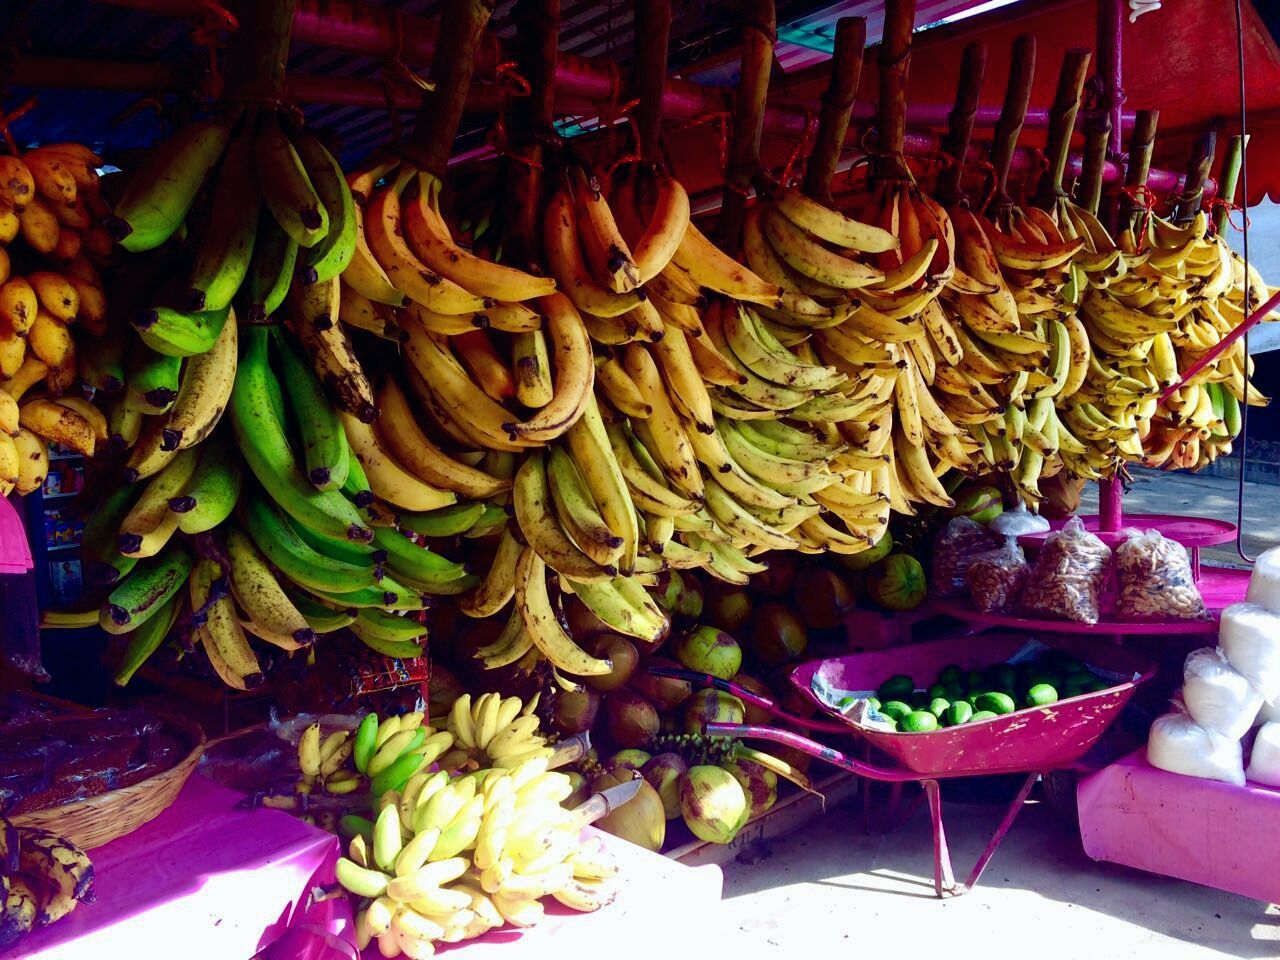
xmin=11 ymin=712 xmax=206 ymax=850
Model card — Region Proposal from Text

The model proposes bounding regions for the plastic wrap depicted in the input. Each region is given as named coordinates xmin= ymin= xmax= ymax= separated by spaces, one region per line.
xmin=1246 ymin=721 xmax=1280 ymax=786
xmin=1245 ymin=545 xmax=1280 ymax=615
xmin=988 ymin=502 xmax=1051 ymax=537
xmin=965 ymin=538 xmax=1029 ymax=614
xmin=1259 ymin=698 xmax=1280 ymax=725
xmin=931 ymin=517 xmax=1000 ymax=598
xmin=1019 ymin=516 xmax=1112 ymax=624
xmin=1147 ymin=702 xmax=1245 ymax=786
xmin=1182 ymin=647 xmax=1262 ymax=739
xmin=1114 ymin=529 xmax=1208 ymax=621
xmin=1219 ymin=602 xmax=1280 ymax=701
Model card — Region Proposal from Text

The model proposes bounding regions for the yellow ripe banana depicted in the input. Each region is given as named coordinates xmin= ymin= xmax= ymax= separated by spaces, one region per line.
xmin=12 ymin=427 xmax=48 ymax=495
xmin=341 ymin=411 xmax=458 ymax=512
xmin=514 ymin=547 xmax=612 ymax=676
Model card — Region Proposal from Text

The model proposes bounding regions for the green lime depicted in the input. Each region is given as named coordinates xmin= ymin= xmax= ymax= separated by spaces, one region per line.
xmin=1061 ymin=682 xmax=1086 ymax=700
xmin=879 ymin=700 xmax=912 ymax=722
xmin=910 ymin=693 xmax=930 ymax=710
xmin=928 ymin=697 xmax=950 ymax=718
xmin=899 ymin=710 xmax=939 ymax=733
xmin=944 ymin=683 xmax=966 ymax=702
xmin=975 ymin=691 xmax=1016 ymax=716
xmin=967 ymin=670 xmax=985 ymax=690
xmin=878 ymin=674 xmax=915 ymax=702
xmin=987 ymin=665 xmax=1017 ymax=690
xmin=1084 ymin=679 xmax=1110 ymax=693
xmin=1027 ymin=672 xmax=1061 ymax=690
xmin=943 ymin=701 xmax=973 ymax=726
xmin=938 ymin=665 xmax=964 ymax=685
xmin=1025 ymin=683 xmax=1059 ymax=708
xmin=866 ymin=696 xmax=881 ymax=710
xmin=967 ymin=693 xmax=981 ymax=707
xmin=969 ymin=710 xmax=999 ymax=722
xmin=926 ymin=683 xmax=949 ymax=701
xmin=883 ymin=717 xmax=898 ymax=731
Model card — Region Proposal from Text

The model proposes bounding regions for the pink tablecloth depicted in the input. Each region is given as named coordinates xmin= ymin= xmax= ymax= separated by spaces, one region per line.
xmin=1077 ymin=748 xmax=1280 ymax=904
xmin=14 ymin=775 xmax=341 ymax=960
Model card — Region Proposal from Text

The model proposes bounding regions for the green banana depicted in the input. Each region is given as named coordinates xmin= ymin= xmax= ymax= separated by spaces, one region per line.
xmin=79 ymin=323 xmax=126 ymax=395
xmin=462 ymin=503 xmax=509 ymax=540
xmin=230 ymin=326 xmax=371 ymax=542
xmin=126 ymin=342 xmax=182 ymax=414
xmin=373 ymin=526 xmax=471 ymax=590
xmin=305 ymin=573 xmax=432 ymax=610
xmin=351 ymin=608 xmax=428 ymax=644
xmin=242 ymin=492 xmax=379 ymax=593
xmin=294 ymin=593 xmax=358 ymax=632
xmin=170 ymin=433 xmax=242 ymax=534
xmin=255 ymin=112 xmax=328 ymax=248
xmin=291 ymin=128 xmax=356 ymax=283
xmin=341 ymin=439 xmax=375 ymax=508
xmin=290 ymin=508 xmax=381 ymax=566
xmin=397 ymin=501 xmax=486 ymax=538
xmin=107 ymin=389 xmax=145 ymax=453
xmin=80 ymin=484 xmax=141 ymax=586
xmin=274 ymin=328 xmax=349 ymax=491
xmin=100 ymin=543 xmax=193 ymax=635
xmin=1223 ymin=388 xmax=1243 ymax=438
xmin=110 ymin=114 xmax=235 ymax=252
xmin=185 ymin=128 xmax=260 ymax=312
xmin=114 ymin=588 xmax=182 ymax=685
xmin=243 ymin=214 xmax=299 ymax=323
xmin=133 ymin=303 xmax=232 ymax=358
xmin=350 ymin=625 xmax=426 ymax=661
xmin=368 ymin=752 xmax=426 ymax=797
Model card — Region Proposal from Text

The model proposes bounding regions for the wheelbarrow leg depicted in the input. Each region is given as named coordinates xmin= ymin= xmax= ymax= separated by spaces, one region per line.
xmin=963 ymin=772 xmax=1039 ymax=892
xmin=923 ymin=779 xmax=956 ymax=897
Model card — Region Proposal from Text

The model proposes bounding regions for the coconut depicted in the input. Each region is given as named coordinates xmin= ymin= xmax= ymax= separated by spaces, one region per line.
xmin=750 ymin=552 xmax=797 ymax=597
xmin=679 ymin=765 xmax=748 ymax=844
xmin=564 ymin=594 xmax=612 ymax=639
xmin=730 ymin=673 xmax=775 ymax=725
xmin=641 ymin=752 xmax=688 ymax=819
xmin=723 ymin=758 xmax=778 ymax=820
xmin=584 ymin=634 xmax=640 ymax=692
xmin=673 ymin=625 xmax=743 ymax=680
xmin=652 ymin=571 xmax=684 ymax=614
xmin=629 ymin=656 xmax=693 ymax=711
xmin=675 ymin=573 xmax=705 ymax=619
xmin=952 ymin=484 xmax=1003 ymax=525
xmin=551 ymin=686 xmax=600 ymax=735
xmin=683 ymin=688 xmax=745 ymax=734
xmin=604 ymin=689 xmax=660 ymax=748
xmin=427 ymin=663 xmax=467 ymax=719
xmin=835 ymin=530 xmax=893 ymax=572
xmin=792 ymin=568 xmax=856 ymax=630
xmin=705 ymin=584 xmax=752 ymax=633
xmin=748 ymin=603 xmax=809 ymax=667
xmin=593 ymin=769 xmax=666 ymax=852
xmin=605 ymin=748 xmax=653 ymax=776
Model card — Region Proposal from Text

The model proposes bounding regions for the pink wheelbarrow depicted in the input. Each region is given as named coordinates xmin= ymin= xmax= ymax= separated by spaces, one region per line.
xmin=653 ymin=632 xmax=1155 ymax=897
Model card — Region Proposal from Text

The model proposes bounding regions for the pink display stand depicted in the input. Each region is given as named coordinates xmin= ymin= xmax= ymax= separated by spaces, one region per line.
xmin=13 ymin=775 xmax=342 ymax=960
xmin=1077 ymin=748 xmax=1280 ymax=905
xmin=0 ymin=496 xmax=32 ymax=573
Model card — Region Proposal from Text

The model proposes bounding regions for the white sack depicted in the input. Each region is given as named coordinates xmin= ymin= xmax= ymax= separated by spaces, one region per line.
xmin=1147 ymin=708 xmax=1245 ymax=786
xmin=1245 ymin=546 xmax=1280 ymax=615
xmin=1182 ymin=647 xmax=1263 ymax=739
xmin=1218 ymin=602 xmax=1280 ymax=701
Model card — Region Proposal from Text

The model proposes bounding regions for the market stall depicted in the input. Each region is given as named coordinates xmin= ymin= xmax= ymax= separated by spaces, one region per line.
xmin=5 ymin=0 xmax=1280 ymax=953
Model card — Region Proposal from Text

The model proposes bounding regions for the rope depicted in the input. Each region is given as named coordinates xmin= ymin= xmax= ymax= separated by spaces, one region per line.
xmin=777 ymin=109 xmax=816 ymax=189
xmin=1119 ymin=183 xmax=1156 ymax=247
xmin=379 ymin=10 xmax=436 ymax=146
xmin=1207 ymin=196 xmax=1250 ymax=232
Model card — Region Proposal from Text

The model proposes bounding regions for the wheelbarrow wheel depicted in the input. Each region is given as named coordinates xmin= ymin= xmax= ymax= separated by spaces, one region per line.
xmin=1042 ymin=770 xmax=1079 ymax=826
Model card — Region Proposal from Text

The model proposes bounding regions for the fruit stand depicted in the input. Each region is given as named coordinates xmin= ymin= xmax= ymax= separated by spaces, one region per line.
xmin=4 ymin=0 xmax=1280 ymax=954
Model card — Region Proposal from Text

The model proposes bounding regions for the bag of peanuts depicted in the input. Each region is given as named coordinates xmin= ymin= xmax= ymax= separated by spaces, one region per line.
xmin=931 ymin=517 xmax=1000 ymax=598
xmin=1114 ymin=528 xmax=1208 ymax=621
xmin=1019 ymin=516 xmax=1111 ymax=624
xmin=966 ymin=538 xmax=1029 ymax=614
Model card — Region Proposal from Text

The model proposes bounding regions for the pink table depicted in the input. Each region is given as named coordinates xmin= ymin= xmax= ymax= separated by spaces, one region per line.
xmin=1077 ymin=748 xmax=1280 ymax=904
xmin=14 ymin=775 xmax=341 ymax=960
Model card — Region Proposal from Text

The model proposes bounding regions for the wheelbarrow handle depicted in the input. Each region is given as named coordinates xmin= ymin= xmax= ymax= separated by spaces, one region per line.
xmin=705 ymin=722 xmax=920 ymax=783
xmin=647 ymin=666 xmax=851 ymax=735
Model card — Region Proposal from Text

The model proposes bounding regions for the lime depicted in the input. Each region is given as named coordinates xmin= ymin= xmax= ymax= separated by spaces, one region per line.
xmin=1025 ymin=683 xmax=1059 ymax=708
xmin=879 ymin=700 xmax=912 ymax=722
xmin=928 ymin=697 xmax=950 ymax=718
xmin=1084 ymin=679 xmax=1110 ymax=694
xmin=883 ymin=717 xmax=898 ymax=731
xmin=967 ymin=693 xmax=981 ymax=707
xmin=938 ymin=664 xmax=964 ymax=685
xmin=1060 ymin=682 xmax=1086 ymax=700
xmin=969 ymin=710 xmax=998 ymax=722
xmin=966 ymin=669 xmax=985 ymax=690
xmin=899 ymin=710 xmax=939 ymax=733
xmin=866 ymin=696 xmax=881 ymax=710
xmin=926 ymin=683 xmax=949 ymax=701
xmin=944 ymin=683 xmax=966 ymax=702
xmin=910 ymin=693 xmax=930 ymax=710
xmin=975 ymin=691 xmax=1016 ymax=715
xmin=1027 ymin=672 xmax=1060 ymax=691
xmin=987 ymin=665 xmax=1017 ymax=690
xmin=943 ymin=701 xmax=973 ymax=726
xmin=878 ymin=674 xmax=915 ymax=702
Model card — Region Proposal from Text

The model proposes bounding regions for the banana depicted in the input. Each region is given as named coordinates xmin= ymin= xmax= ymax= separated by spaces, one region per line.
xmin=672 ymin=220 xmax=783 ymax=307
xmin=133 ymin=303 xmax=232 ymax=358
xmin=273 ymin=328 xmax=349 ymax=490
xmin=649 ymin=324 xmax=716 ymax=432
xmin=161 ymin=306 xmax=237 ymax=450
xmin=127 ymin=341 xmax=182 ymax=415
xmin=506 ymin=293 xmax=594 ymax=445
xmin=404 ymin=171 xmax=555 ymax=302
xmin=772 ymin=187 xmax=899 ymax=253
xmin=99 ymin=542 xmax=193 ymax=635
xmin=572 ymin=168 xmax=639 ymax=293
xmin=185 ymin=128 xmax=260 ymax=312
xmin=763 ymin=206 xmax=885 ymax=290
xmin=27 ymin=311 xmax=73 ymax=368
xmin=563 ymin=394 xmax=639 ymax=573
xmin=343 ymin=157 xmax=407 ymax=306
xmin=244 ymin=214 xmax=300 ymax=322
xmin=512 ymin=329 xmax=554 ymax=409
xmin=110 ymin=113 xmax=235 ymax=251
xmin=723 ymin=305 xmax=844 ymax=392
xmin=544 ymin=186 xmax=644 ymax=317
xmin=228 ymin=527 xmax=316 ymax=645
xmin=292 ymin=128 xmax=358 ymax=283
xmin=242 ymin=491 xmax=380 ymax=594
xmin=514 ymin=547 xmax=612 ymax=676
xmin=19 ymin=397 xmax=95 ymax=456
xmin=170 ymin=433 xmax=241 ymax=533
xmin=458 ymin=525 xmax=522 ymax=618
xmin=372 ymin=526 xmax=470 ymax=593
xmin=17 ymin=828 xmax=95 ymax=926
xmin=12 ymin=427 xmax=48 ymax=495
xmin=547 ymin=444 xmax=624 ymax=566
xmin=513 ymin=452 xmax=614 ymax=582
xmin=118 ymin=447 xmax=199 ymax=553
xmin=623 ymin=343 xmax=702 ymax=498
xmin=0 ymin=277 xmax=38 ymax=335
xmin=0 ymin=154 xmax=35 ymax=210
xmin=256 ymin=111 xmax=329 ymax=248
xmin=20 ymin=196 xmax=60 ymax=255
xmin=342 ymin=411 xmax=457 ymax=513
xmin=626 ymin=167 xmax=690 ymax=283
xmin=702 ymin=476 xmax=799 ymax=551
xmin=28 ymin=272 xmax=79 ymax=323
xmin=594 ymin=353 xmax=652 ymax=418
xmin=286 ymin=275 xmax=378 ymax=421
xmin=114 ymin=587 xmax=183 ymax=685
xmin=80 ymin=486 xmax=140 ymax=587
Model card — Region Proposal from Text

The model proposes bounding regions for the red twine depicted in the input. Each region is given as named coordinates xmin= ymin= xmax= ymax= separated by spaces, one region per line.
xmin=1207 ymin=197 xmax=1251 ymax=232
xmin=777 ymin=109 xmax=817 ymax=189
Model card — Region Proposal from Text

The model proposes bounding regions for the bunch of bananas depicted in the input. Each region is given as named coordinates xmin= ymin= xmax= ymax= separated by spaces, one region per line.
xmin=0 ymin=818 xmax=95 ymax=950
xmin=443 ymin=692 xmax=551 ymax=771
xmin=0 ymin=142 xmax=114 ymax=494
xmin=335 ymin=754 xmax=618 ymax=957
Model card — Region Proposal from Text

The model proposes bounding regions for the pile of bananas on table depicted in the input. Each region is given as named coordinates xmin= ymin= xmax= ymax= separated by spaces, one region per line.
xmin=0 ymin=818 xmax=95 ymax=950
xmin=26 ymin=93 xmax=1270 ymax=693
xmin=0 ymin=143 xmax=114 ymax=495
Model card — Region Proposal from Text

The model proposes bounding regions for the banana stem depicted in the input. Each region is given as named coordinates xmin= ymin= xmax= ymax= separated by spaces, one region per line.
xmin=874 ymin=0 xmax=916 ymax=182
xmin=803 ymin=16 xmax=866 ymax=206
xmin=1076 ymin=117 xmax=1111 ymax=216
xmin=1173 ymin=130 xmax=1217 ymax=224
xmin=987 ymin=33 xmax=1035 ymax=219
xmin=717 ymin=0 xmax=776 ymax=249
xmin=1214 ymin=134 xmax=1248 ymax=236
xmin=223 ymin=0 xmax=298 ymax=101
xmin=937 ymin=41 xmax=986 ymax=209
xmin=632 ymin=0 xmax=673 ymax=163
xmin=1033 ymin=48 xmax=1092 ymax=209
xmin=505 ymin=0 xmax=560 ymax=269
xmin=1118 ymin=109 xmax=1159 ymax=229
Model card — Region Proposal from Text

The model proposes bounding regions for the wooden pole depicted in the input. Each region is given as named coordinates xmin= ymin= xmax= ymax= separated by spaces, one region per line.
xmin=506 ymin=0 xmax=560 ymax=268
xmin=1033 ymin=48 xmax=1091 ymax=208
xmin=632 ymin=0 xmax=672 ymax=162
xmin=1118 ymin=109 xmax=1158 ymax=228
xmin=718 ymin=0 xmax=775 ymax=248
xmin=403 ymin=0 xmax=496 ymax=178
xmin=987 ymin=33 xmax=1035 ymax=220
xmin=1173 ymin=131 xmax=1217 ymax=224
xmin=937 ymin=42 xmax=986 ymax=208
xmin=803 ymin=17 xmax=866 ymax=206
xmin=874 ymin=0 xmax=916 ymax=183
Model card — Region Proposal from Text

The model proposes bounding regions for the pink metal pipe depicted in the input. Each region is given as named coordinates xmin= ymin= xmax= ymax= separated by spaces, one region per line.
xmin=1098 ymin=476 xmax=1124 ymax=533
xmin=1159 ymin=286 xmax=1280 ymax=403
xmin=647 ymin=666 xmax=852 ymax=734
xmin=705 ymin=722 xmax=922 ymax=782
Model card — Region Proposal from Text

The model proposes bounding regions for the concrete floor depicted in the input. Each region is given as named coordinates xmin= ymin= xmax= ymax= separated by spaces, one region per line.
xmin=717 ymin=790 xmax=1280 ymax=958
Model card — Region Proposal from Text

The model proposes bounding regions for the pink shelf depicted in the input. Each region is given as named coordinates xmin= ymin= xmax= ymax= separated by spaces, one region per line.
xmin=1017 ymin=514 xmax=1238 ymax=550
xmin=931 ymin=597 xmax=1220 ymax=635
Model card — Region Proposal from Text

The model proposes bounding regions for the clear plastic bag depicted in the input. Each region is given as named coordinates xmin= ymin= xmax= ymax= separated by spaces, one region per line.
xmin=931 ymin=517 xmax=1000 ymax=598
xmin=1219 ymin=602 xmax=1280 ymax=702
xmin=1114 ymin=528 xmax=1208 ymax=621
xmin=1019 ymin=516 xmax=1112 ymax=624
xmin=1147 ymin=700 xmax=1245 ymax=786
xmin=1247 ymin=721 xmax=1280 ymax=786
xmin=1182 ymin=647 xmax=1263 ymax=739
xmin=988 ymin=502 xmax=1051 ymax=537
xmin=966 ymin=538 xmax=1029 ymax=614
